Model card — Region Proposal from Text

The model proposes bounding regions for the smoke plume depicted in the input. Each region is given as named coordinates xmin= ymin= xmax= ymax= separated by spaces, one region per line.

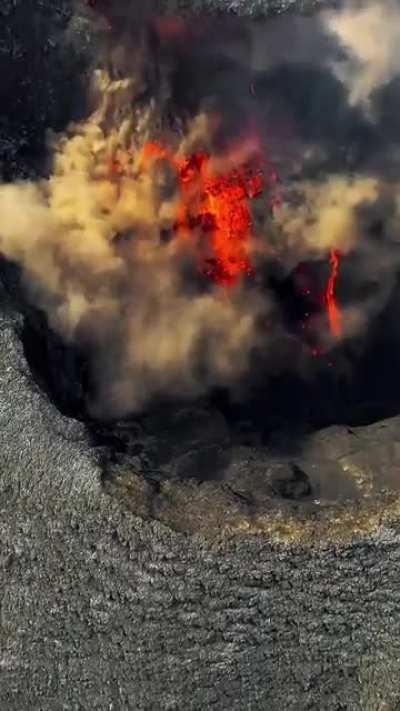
xmin=1 ymin=2 xmax=400 ymax=418
xmin=0 ymin=68 xmax=269 ymax=417
xmin=323 ymin=0 xmax=400 ymax=110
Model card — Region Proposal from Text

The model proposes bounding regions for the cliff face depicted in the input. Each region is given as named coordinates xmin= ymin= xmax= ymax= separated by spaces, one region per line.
xmin=2 ymin=2 xmax=400 ymax=709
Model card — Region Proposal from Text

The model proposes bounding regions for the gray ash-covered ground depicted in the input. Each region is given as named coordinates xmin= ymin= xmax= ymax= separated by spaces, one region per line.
xmin=0 ymin=0 xmax=86 ymax=180
xmin=2 ymin=291 xmax=400 ymax=708
xmin=2 ymin=1 xmax=400 ymax=709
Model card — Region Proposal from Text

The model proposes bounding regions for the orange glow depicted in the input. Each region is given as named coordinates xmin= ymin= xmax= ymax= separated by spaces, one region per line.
xmin=141 ymin=141 xmax=264 ymax=286
xmin=326 ymin=249 xmax=341 ymax=337
xmin=153 ymin=17 xmax=187 ymax=41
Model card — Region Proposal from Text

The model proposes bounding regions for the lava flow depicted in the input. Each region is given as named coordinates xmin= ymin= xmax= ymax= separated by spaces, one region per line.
xmin=326 ymin=248 xmax=342 ymax=337
xmin=141 ymin=142 xmax=264 ymax=286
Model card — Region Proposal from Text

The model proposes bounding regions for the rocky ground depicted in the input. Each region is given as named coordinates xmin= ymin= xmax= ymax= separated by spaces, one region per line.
xmin=2 ymin=1 xmax=400 ymax=709
xmin=1 ymin=293 xmax=400 ymax=709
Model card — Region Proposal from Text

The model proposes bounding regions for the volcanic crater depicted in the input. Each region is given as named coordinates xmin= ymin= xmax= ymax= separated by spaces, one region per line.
xmin=2 ymin=1 xmax=400 ymax=538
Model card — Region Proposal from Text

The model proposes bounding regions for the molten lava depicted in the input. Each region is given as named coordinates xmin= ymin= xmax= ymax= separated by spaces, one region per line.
xmin=141 ymin=142 xmax=264 ymax=286
xmin=326 ymin=249 xmax=341 ymax=337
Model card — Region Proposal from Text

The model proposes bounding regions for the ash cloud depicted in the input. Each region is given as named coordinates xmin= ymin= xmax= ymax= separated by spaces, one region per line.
xmin=323 ymin=0 xmax=400 ymax=110
xmin=1 ymin=2 xmax=400 ymax=418
xmin=0 ymin=71 xmax=268 ymax=418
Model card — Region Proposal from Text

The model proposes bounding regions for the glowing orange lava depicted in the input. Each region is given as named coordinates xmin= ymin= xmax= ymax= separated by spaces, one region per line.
xmin=326 ymin=249 xmax=341 ymax=337
xmin=141 ymin=141 xmax=264 ymax=286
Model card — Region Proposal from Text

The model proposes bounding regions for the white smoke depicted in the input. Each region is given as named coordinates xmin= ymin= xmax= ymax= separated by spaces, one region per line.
xmin=323 ymin=0 xmax=400 ymax=109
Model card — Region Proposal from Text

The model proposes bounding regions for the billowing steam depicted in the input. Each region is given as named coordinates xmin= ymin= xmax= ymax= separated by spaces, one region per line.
xmin=1 ymin=1 xmax=400 ymax=417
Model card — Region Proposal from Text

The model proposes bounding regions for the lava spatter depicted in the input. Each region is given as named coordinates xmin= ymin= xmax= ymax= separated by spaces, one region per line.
xmin=326 ymin=249 xmax=341 ymax=337
xmin=141 ymin=141 xmax=264 ymax=286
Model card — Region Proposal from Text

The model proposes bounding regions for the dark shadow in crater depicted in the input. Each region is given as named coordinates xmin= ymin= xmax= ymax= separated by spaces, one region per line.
xmin=270 ymin=462 xmax=313 ymax=501
xmin=4 ymin=254 xmax=400 ymax=488
xmin=21 ymin=310 xmax=89 ymax=420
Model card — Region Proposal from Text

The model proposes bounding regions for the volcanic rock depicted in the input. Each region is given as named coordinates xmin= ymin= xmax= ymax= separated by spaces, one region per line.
xmin=2 ymin=282 xmax=400 ymax=707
